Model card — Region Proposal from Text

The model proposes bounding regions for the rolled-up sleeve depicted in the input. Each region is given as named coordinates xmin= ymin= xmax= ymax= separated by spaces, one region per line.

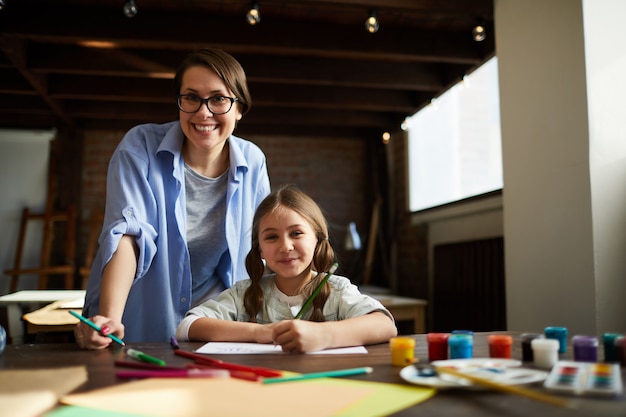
xmin=98 ymin=145 xmax=159 ymax=280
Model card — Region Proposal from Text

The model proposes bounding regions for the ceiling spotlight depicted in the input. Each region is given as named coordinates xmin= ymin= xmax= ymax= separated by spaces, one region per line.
xmin=246 ymin=2 xmax=261 ymax=25
xmin=365 ymin=9 xmax=379 ymax=34
xmin=123 ymin=0 xmax=138 ymax=18
xmin=472 ymin=20 xmax=486 ymax=42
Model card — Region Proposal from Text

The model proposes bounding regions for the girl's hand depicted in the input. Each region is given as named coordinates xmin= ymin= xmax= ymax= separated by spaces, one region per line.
xmin=74 ymin=315 xmax=124 ymax=350
xmin=254 ymin=322 xmax=280 ymax=344
xmin=271 ymin=320 xmax=329 ymax=353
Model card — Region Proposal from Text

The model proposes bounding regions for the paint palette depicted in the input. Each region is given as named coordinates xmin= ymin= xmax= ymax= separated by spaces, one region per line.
xmin=544 ymin=361 xmax=623 ymax=397
xmin=400 ymin=358 xmax=548 ymax=389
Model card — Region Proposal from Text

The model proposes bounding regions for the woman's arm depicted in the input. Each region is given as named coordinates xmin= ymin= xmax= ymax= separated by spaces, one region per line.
xmin=77 ymin=235 xmax=138 ymax=349
xmin=100 ymin=234 xmax=138 ymax=321
xmin=272 ymin=312 xmax=397 ymax=353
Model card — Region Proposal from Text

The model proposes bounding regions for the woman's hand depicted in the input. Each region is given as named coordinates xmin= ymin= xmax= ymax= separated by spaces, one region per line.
xmin=74 ymin=315 xmax=125 ymax=350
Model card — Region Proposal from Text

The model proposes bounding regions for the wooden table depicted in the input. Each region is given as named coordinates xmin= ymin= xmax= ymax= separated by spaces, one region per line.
xmin=1 ymin=332 xmax=624 ymax=416
xmin=368 ymin=294 xmax=427 ymax=333
xmin=0 ymin=290 xmax=85 ymax=344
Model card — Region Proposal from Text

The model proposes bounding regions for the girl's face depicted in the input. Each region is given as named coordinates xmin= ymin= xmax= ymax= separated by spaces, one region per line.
xmin=258 ymin=206 xmax=319 ymax=287
xmin=178 ymin=65 xmax=242 ymax=154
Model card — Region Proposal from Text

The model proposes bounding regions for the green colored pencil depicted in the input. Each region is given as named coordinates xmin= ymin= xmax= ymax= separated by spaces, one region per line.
xmin=262 ymin=367 xmax=373 ymax=384
xmin=294 ymin=263 xmax=338 ymax=319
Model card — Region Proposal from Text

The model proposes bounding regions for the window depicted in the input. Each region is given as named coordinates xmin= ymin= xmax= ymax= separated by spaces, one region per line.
xmin=406 ymin=57 xmax=502 ymax=212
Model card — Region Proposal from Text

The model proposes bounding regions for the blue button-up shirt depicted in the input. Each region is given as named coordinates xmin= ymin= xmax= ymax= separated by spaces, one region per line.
xmin=83 ymin=121 xmax=270 ymax=342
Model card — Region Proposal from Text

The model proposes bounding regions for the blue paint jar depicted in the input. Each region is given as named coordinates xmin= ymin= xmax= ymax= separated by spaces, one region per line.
xmin=603 ymin=333 xmax=622 ymax=363
xmin=545 ymin=326 xmax=568 ymax=354
xmin=0 ymin=325 xmax=5 ymax=355
xmin=451 ymin=330 xmax=474 ymax=335
xmin=448 ymin=333 xmax=473 ymax=359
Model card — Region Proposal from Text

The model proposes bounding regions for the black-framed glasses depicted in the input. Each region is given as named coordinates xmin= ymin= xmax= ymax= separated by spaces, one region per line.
xmin=176 ymin=94 xmax=239 ymax=115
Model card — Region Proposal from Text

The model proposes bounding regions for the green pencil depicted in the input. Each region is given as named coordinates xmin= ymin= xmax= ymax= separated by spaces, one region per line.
xmin=294 ymin=263 xmax=338 ymax=319
xmin=262 ymin=367 xmax=373 ymax=384
xmin=69 ymin=310 xmax=125 ymax=346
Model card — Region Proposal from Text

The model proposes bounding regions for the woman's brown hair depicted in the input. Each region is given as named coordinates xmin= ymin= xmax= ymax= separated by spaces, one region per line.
xmin=173 ymin=48 xmax=251 ymax=115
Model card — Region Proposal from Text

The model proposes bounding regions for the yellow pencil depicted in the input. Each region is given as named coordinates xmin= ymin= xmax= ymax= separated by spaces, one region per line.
xmin=434 ymin=365 xmax=572 ymax=408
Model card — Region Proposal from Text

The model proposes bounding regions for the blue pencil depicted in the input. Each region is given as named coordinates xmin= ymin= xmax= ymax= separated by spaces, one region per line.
xmin=69 ymin=310 xmax=125 ymax=346
xmin=262 ymin=366 xmax=373 ymax=384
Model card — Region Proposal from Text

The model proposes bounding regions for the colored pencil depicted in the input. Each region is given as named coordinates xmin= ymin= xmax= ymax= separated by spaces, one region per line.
xmin=187 ymin=363 xmax=261 ymax=382
xmin=294 ymin=263 xmax=338 ymax=319
xmin=170 ymin=336 xmax=180 ymax=350
xmin=173 ymin=349 xmax=283 ymax=377
xmin=69 ymin=310 xmax=125 ymax=346
xmin=116 ymin=369 xmax=230 ymax=379
xmin=262 ymin=367 xmax=373 ymax=384
xmin=433 ymin=365 xmax=572 ymax=408
xmin=114 ymin=360 xmax=184 ymax=371
xmin=127 ymin=348 xmax=167 ymax=366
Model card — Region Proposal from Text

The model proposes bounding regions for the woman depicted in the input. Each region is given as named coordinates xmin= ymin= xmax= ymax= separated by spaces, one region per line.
xmin=77 ymin=49 xmax=270 ymax=348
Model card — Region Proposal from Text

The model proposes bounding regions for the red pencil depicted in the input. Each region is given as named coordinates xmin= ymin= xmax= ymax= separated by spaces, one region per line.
xmin=173 ymin=349 xmax=283 ymax=378
xmin=187 ymin=363 xmax=261 ymax=382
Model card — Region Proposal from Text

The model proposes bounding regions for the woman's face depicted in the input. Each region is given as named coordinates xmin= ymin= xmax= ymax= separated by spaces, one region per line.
xmin=178 ymin=65 xmax=242 ymax=153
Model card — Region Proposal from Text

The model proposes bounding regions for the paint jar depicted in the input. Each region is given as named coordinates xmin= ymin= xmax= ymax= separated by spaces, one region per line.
xmin=0 ymin=325 xmax=5 ymax=355
xmin=389 ymin=336 xmax=416 ymax=367
xmin=603 ymin=333 xmax=622 ymax=363
xmin=544 ymin=326 xmax=568 ymax=354
xmin=448 ymin=333 xmax=473 ymax=359
xmin=426 ymin=333 xmax=450 ymax=361
xmin=572 ymin=335 xmax=598 ymax=362
xmin=451 ymin=330 xmax=474 ymax=336
xmin=520 ymin=333 xmax=543 ymax=362
xmin=615 ymin=336 xmax=626 ymax=368
xmin=488 ymin=334 xmax=513 ymax=359
xmin=532 ymin=338 xmax=560 ymax=369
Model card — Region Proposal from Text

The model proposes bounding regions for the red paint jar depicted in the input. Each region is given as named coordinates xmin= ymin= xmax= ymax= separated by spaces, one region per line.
xmin=426 ymin=333 xmax=450 ymax=361
xmin=488 ymin=334 xmax=513 ymax=358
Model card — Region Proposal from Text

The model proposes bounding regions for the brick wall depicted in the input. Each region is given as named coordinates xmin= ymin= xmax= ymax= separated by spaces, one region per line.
xmin=78 ymin=127 xmax=428 ymax=299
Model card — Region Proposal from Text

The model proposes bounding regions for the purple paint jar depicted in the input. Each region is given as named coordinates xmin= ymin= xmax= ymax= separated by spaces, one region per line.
xmin=572 ymin=335 xmax=598 ymax=362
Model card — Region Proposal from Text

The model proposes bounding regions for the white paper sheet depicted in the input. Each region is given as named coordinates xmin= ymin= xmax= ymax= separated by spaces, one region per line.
xmin=195 ymin=342 xmax=368 ymax=355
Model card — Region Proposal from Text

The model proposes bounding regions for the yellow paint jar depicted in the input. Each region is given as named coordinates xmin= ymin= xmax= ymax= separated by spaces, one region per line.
xmin=390 ymin=336 xmax=416 ymax=366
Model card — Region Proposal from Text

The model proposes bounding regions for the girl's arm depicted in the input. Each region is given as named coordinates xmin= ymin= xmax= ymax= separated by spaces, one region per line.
xmin=272 ymin=311 xmax=397 ymax=353
xmin=188 ymin=317 xmax=276 ymax=344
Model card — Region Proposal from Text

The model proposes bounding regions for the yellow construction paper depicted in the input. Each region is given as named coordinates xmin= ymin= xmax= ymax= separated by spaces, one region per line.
xmin=322 ymin=379 xmax=435 ymax=416
xmin=61 ymin=377 xmax=374 ymax=417
xmin=0 ymin=366 xmax=88 ymax=417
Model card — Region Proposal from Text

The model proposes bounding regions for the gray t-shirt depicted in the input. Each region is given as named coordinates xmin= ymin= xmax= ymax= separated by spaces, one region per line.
xmin=185 ymin=164 xmax=228 ymax=306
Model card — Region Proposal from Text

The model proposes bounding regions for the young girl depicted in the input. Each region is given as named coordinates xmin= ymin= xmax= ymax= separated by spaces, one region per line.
xmin=176 ymin=184 xmax=397 ymax=353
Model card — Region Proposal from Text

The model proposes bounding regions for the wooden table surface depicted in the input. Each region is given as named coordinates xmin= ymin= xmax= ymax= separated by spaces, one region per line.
xmin=2 ymin=332 xmax=625 ymax=416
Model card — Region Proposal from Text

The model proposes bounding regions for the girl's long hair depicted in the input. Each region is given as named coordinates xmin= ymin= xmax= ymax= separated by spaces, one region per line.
xmin=243 ymin=184 xmax=336 ymax=322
